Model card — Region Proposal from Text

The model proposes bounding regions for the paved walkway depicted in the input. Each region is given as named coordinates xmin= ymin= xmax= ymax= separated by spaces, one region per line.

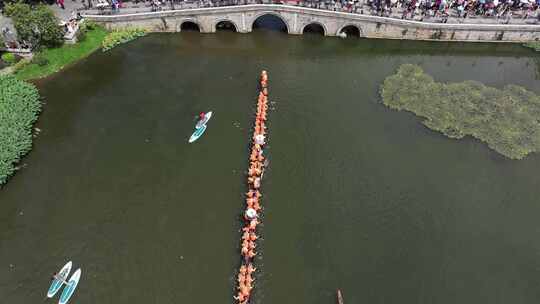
xmin=49 ymin=0 xmax=88 ymax=21
xmin=0 ymin=14 xmax=14 ymax=35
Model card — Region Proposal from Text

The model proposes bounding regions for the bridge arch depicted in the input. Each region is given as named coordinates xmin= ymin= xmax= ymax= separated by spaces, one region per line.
xmin=250 ymin=12 xmax=290 ymax=33
xmin=215 ymin=19 xmax=238 ymax=32
xmin=179 ymin=19 xmax=201 ymax=32
xmin=337 ymin=24 xmax=363 ymax=38
xmin=301 ymin=22 xmax=327 ymax=36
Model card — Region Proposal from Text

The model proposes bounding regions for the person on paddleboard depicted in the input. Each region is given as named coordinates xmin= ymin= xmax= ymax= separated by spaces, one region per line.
xmin=51 ymin=272 xmax=64 ymax=282
xmin=198 ymin=112 xmax=205 ymax=122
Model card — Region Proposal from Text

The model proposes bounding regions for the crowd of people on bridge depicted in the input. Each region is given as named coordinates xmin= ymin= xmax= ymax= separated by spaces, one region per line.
xmin=92 ymin=0 xmax=540 ymax=22
xmin=363 ymin=0 xmax=540 ymax=21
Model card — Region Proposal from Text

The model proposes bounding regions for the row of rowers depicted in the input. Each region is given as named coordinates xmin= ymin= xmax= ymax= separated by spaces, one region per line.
xmin=241 ymin=192 xmax=260 ymax=263
xmin=235 ymin=263 xmax=257 ymax=303
xmin=234 ymin=70 xmax=269 ymax=304
xmin=246 ymin=90 xmax=269 ymax=190
xmin=242 ymin=78 xmax=269 ymax=256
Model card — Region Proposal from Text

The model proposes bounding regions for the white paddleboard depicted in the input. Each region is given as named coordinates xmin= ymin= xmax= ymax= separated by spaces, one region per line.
xmin=195 ymin=111 xmax=213 ymax=129
xmin=47 ymin=261 xmax=72 ymax=298
xmin=189 ymin=123 xmax=207 ymax=143
xmin=58 ymin=268 xmax=81 ymax=304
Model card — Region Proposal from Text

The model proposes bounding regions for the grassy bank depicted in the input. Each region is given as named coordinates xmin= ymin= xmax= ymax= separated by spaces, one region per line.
xmin=15 ymin=26 xmax=108 ymax=80
xmin=0 ymin=75 xmax=41 ymax=185
xmin=380 ymin=64 xmax=540 ymax=160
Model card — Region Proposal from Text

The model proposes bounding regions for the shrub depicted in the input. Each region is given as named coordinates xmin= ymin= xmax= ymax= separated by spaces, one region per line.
xmin=83 ymin=20 xmax=99 ymax=31
xmin=102 ymin=28 xmax=147 ymax=52
xmin=31 ymin=54 xmax=49 ymax=66
xmin=12 ymin=57 xmax=30 ymax=72
xmin=76 ymin=25 xmax=87 ymax=42
xmin=1 ymin=53 xmax=17 ymax=65
xmin=380 ymin=64 xmax=540 ymax=159
xmin=76 ymin=20 xmax=98 ymax=42
xmin=0 ymin=75 xmax=41 ymax=185
xmin=4 ymin=2 xmax=64 ymax=50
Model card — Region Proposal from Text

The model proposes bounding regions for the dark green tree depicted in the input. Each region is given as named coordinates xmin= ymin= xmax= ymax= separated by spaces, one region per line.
xmin=4 ymin=1 xmax=63 ymax=49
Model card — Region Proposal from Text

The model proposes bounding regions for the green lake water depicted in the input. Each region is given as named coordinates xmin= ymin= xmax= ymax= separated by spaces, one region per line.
xmin=1 ymin=31 xmax=540 ymax=304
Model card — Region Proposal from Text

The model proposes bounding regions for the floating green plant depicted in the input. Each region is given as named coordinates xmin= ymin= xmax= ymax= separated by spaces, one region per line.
xmin=102 ymin=28 xmax=147 ymax=52
xmin=380 ymin=64 xmax=540 ymax=159
xmin=523 ymin=42 xmax=540 ymax=52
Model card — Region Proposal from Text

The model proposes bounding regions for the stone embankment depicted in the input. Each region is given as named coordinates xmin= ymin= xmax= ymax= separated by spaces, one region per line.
xmin=83 ymin=4 xmax=540 ymax=42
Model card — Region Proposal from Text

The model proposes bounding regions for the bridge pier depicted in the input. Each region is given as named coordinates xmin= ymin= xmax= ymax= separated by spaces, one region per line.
xmin=241 ymin=13 xmax=247 ymax=33
xmin=196 ymin=16 xmax=218 ymax=33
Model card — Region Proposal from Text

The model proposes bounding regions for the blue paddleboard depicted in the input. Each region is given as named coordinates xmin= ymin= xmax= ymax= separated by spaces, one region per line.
xmin=58 ymin=268 xmax=81 ymax=304
xmin=189 ymin=124 xmax=207 ymax=143
xmin=47 ymin=261 xmax=72 ymax=298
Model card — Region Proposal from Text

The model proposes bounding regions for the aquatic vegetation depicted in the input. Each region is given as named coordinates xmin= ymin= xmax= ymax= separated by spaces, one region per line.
xmin=15 ymin=26 xmax=108 ymax=80
xmin=0 ymin=75 xmax=41 ymax=185
xmin=523 ymin=42 xmax=540 ymax=52
xmin=380 ymin=64 xmax=540 ymax=159
xmin=102 ymin=28 xmax=147 ymax=52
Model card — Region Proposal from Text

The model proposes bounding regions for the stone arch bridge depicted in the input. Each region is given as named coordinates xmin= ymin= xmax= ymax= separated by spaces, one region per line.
xmin=84 ymin=4 xmax=540 ymax=42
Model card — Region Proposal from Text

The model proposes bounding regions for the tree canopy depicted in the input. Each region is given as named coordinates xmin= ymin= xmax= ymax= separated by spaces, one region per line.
xmin=4 ymin=1 xmax=63 ymax=49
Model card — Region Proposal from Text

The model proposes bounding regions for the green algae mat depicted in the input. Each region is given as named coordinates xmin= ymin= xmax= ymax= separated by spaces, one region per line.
xmin=380 ymin=64 xmax=540 ymax=160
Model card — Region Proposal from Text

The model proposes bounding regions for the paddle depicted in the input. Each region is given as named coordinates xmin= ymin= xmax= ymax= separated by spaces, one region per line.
xmin=260 ymin=158 xmax=270 ymax=180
